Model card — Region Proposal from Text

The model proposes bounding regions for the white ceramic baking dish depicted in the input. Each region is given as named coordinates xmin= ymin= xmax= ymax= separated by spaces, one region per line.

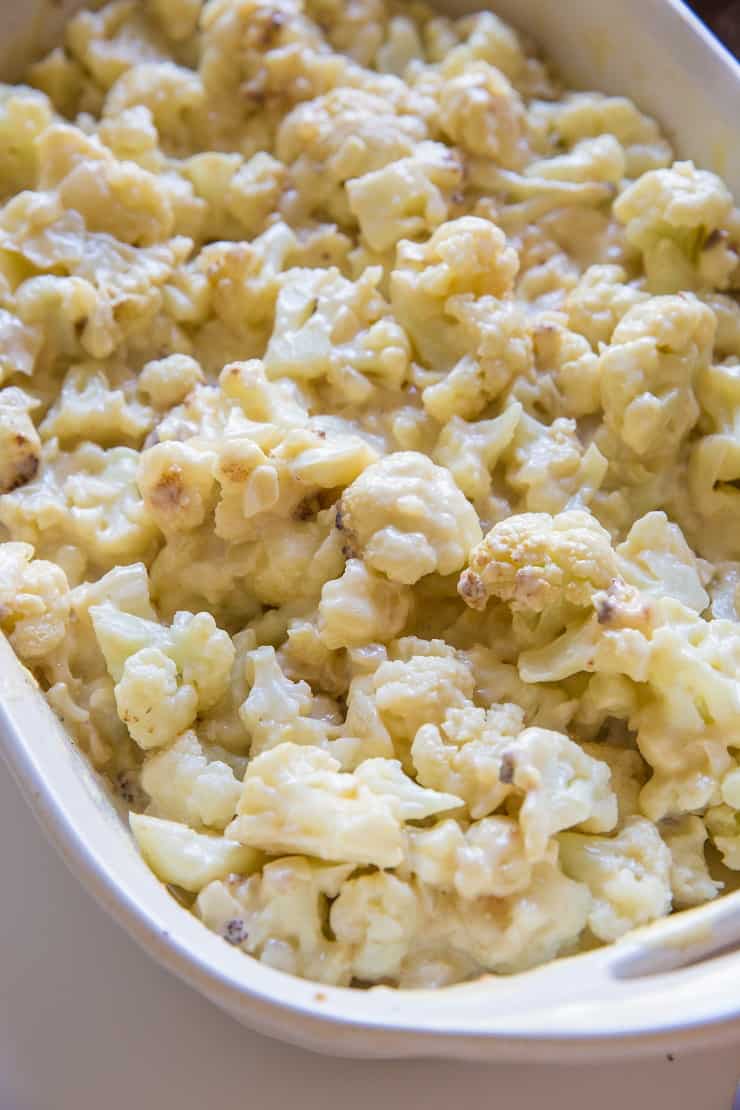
xmin=2 ymin=0 xmax=740 ymax=1064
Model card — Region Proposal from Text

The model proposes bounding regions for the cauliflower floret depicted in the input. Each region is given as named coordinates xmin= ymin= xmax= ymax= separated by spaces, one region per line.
xmin=686 ymin=358 xmax=740 ymax=558
xmin=439 ymin=11 xmax=520 ymax=74
xmin=39 ymin=364 xmax=154 ymax=448
xmin=614 ymin=161 xmax=736 ymax=293
xmin=141 ymin=731 xmax=242 ymax=831
xmin=464 ymin=650 xmax=577 ymax=732
xmin=38 ymin=123 xmax=185 ymax=245
xmin=318 ymin=560 xmax=411 ymax=649
xmin=26 ymin=45 xmax=91 ymax=119
xmin=1 ymin=443 xmax=159 ymax=573
xmin=515 ymin=577 xmax=654 ymax=686
xmin=96 ymin=103 xmax=164 ymax=172
xmin=104 ymin=61 xmax=204 ymax=153
xmin=280 ymin=423 xmax=379 ymax=486
xmin=565 ymin=264 xmax=649 ymax=349
xmin=196 ymin=858 xmax=354 ymax=984
xmin=182 ymin=150 xmax=285 ymax=242
xmin=503 ymin=724 xmax=617 ymax=859
xmin=390 ymin=217 xmax=519 ymax=371
xmin=521 ymin=603 xmax=736 ymax=830
xmin=0 ymin=307 xmax=43 ymax=385
xmin=633 ymin=601 xmax=740 ymax=819
xmin=413 ymin=706 xmax=617 ymax=853
xmin=459 ymin=509 xmax=618 ymax=613
xmin=407 ymin=815 xmax=536 ymax=898
xmin=698 ymin=292 xmax=740 ymax=361
xmin=137 ymin=440 xmax=217 ymax=533
xmin=340 ymin=452 xmax=481 ymax=584
xmin=306 ymin=0 xmax=386 ymax=66
xmin=278 ymin=618 xmax=349 ymax=699
xmin=9 ymin=272 xmax=113 ymax=368
xmin=219 ymin=358 xmax=309 ymax=429
xmin=437 ymin=61 xmax=527 ymax=166
xmin=346 ymin=141 xmax=463 ymax=252
xmin=0 ymin=85 xmax=53 ymax=197
xmin=276 ymin=88 xmax=427 ymax=223
xmin=432 ymin=404 xmax=521 ymax=503
xmin=0 ymin=388 xmax=41 ymax=495
xmin=192 ymin=230 xmax=291 ymax=340
xmin=660 ymin=815 xmax=722 ymax=909
xmin=598 ymin=295 xmax=714 ymax=457
xmin=376 ymin=13 xmax=423 ymax=74
xmin=559 ymin=816 xmax=673 ymax=941
xmin=615 ymin=161 xmax=733 ymax=249
xmin=423 ymin=860 xmax=591 ymax=975
xmin=138 ymin=354 xmax=204 ymax=410
xmin=705 ymin=805 xmax=740 ymax=870
xmin=372 ymin=645 xmax=476 ymax=745
xmin=421 ymin=297 xmax=532 ymax=422
xmin=526 ymin=135 xmax=625 ymax=185
xmin=263 ymin=266 xmax=410 ymax=395
xmin=522 ymin=319 xmax=600 ymax=418
xmin=616 ymin=511 xmax=709 ymax=612
xmin=722 ymin=765 xmax=740 ymax=809
xmin=504 ymin=413 xmax=608 ymax=514
xmin=64 ymin=1 xmax=173 ymax=91
xmin=0 ymin=541 xmax=69 ymax=660
xmin=226 ymin=743 xmax=404 ymax=867
xmin=706 ymin=561 xmax=740 ymax=621
xmin=234 ymin=515 xmax=344 ymax=609
xmin=542 ymin=92 xmax=672 ymax=178
xmin=411 ymin=703 xmax=523 ymax=819
xmin=581 ymin=741 xmax=647 ymax=824
xmin=238 ymin=645 xmax=334 ymax=755
xmin=70 ymin=561 xmax=157 ymax=635
xmin=211 ymin=436 xmax=282 ymax=542
xmin=130 ymin=814 xmax=260 ymax=893
xmin=114 ymin=646 xmax=199 ymax=750
xmin=354 ymin=758 xmax=462 ymax=819
xmin=330 ymin=872 xmax=420 ymax=982
xmin=91 ymin=603 xmax=233 ymax=721
xmin=167 ymin=610 xmax=235 ymax=711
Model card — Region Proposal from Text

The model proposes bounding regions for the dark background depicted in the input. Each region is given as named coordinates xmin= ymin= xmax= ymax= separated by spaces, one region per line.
xmin=687 ymin=0 xmax=740 ymax=56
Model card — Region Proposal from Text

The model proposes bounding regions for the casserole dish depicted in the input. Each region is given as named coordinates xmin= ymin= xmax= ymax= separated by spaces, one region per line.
xmin=2 ymin=0 xmax=740 ymax=1062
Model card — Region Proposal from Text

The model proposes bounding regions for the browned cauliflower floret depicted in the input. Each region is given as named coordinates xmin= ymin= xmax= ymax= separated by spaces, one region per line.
xmin=459 ymin=509 xmax=618 ymax=612
xmin=0 ymin=388 xmax=41 ymax=494
xmin=340 ymin=451 xmax=482 ymax=584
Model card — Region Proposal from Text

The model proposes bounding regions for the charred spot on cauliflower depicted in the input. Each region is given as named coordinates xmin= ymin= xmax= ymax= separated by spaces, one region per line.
xmin=459 ymin=510 xmax=618 ymax=612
